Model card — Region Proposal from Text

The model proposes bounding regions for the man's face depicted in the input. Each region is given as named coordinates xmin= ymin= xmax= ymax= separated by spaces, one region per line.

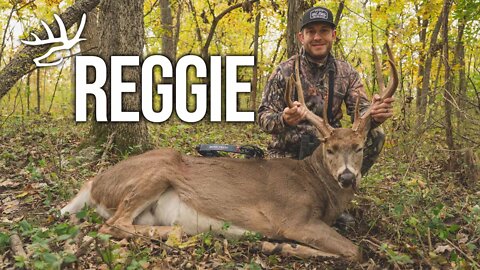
xmin=298 ymin=23 xmax=336 ymax=61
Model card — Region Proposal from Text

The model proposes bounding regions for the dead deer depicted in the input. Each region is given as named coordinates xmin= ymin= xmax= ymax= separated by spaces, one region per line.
xmin=61 ymin=46 xmax=398 ymax=262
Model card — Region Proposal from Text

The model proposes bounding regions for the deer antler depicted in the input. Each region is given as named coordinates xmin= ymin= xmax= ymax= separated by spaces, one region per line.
xmin=21 ymin=13 xmax=87 ymax=67
xmin=352 ymin=43 xmax=399 ymax=132
xmin=285 ymin=73 xmax=333 ymax=139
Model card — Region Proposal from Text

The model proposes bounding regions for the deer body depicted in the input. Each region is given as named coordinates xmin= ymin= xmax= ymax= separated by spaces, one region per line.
xmin=62 ymin=139 xmax=360 ymax=259
xmin=62 ymin=46 xmax=398 ymax=262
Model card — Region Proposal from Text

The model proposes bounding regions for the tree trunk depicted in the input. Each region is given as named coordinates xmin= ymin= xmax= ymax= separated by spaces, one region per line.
xmin=271 ymin=34 xmax=284 ymax=66
xmin=441 ymin=0 xmax=454 ymax=170
xmin=26 ymin=73 xmax=31 ymax=115
xmin=78 ymin=4 xmax=100 ymax=117
xmin=160 ymin=0 xmax=175 ymax=62
xmin=415 ymin=12 xmax=428 ymax=109
xmin=416 ymin=6 xmax=444 ymax=124
xmin=187 ymin=0 xmax=203 ymax=47
xmin=454 ymin=17 xmax=466 ymax=129
xmin=36 ymin=69 xmax=40 ymax=114
xmin=0 ymin=0 xmax=100 ymax=100
xmin=173 ymin=2 xmax=182 ymax=60
xmin=332 ymin=1 xmax=345 ymax=59
xmin=286 ymin=0 xmax=305 ymax=58
xmin=250 ymin=8 xmax=261 ymax=111
xmin=91 ymin=0 xmax=151 ymax=153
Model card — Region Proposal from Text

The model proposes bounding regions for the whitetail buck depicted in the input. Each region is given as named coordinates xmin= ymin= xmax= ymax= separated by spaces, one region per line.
xmin=61 ymin=46 xmax=398 ymax=262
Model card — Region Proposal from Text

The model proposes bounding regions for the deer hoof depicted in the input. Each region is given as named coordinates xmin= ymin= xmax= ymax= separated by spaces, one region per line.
xmin=99 ymin=225 xmax=130 ymax=239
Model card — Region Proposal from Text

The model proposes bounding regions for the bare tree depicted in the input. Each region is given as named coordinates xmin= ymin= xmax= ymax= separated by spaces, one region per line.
xmin=441 ymin=0 xmax=454 ymax=169
xmin=417 ymin=5 xmax=444 ymax=124
xmin=415 ymin=4 xmax=429 ymax=110
xmin=160 ymin=0 xmax=175 ymax=62
xmin=250 ymin=6 xmax=261 ymax=111
xmin=454 ymin=17 xmax=466 ymax=128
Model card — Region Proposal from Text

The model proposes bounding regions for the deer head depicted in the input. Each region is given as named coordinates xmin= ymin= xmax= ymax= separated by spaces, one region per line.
xmin=285 ymin=44 xmax=398 ymax=190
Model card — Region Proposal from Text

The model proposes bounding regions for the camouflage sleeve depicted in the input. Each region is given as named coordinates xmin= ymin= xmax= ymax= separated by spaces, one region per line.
xmin=344 ymin=65 xmax=372 ymax=123
xmin=257 ymin=67 xmax=289 ymax=134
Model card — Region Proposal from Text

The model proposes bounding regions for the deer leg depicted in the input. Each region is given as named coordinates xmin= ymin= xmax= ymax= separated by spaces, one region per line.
xmin=99 ymin=178 xmax=174 ymax=239
xmin=261 ymin=241 xmax=339 ymax=259
xmin=283 ymin=222 xmax=362 ymax=262
xmin=101 ymin=224 xmax=182 ymax=241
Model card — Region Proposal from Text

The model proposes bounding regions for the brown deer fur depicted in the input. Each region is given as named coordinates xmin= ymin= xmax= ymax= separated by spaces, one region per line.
xmin=61 ymin=46 xmax=398 ymax=262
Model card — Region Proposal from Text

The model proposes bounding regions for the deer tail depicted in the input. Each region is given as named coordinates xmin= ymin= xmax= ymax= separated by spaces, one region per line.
xmin=60 ymin=180 xmax=93 ymax=215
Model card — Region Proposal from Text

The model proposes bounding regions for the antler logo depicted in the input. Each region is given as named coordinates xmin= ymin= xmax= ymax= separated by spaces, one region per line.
xmin=21 ymin=13 xmax=87 ymax=67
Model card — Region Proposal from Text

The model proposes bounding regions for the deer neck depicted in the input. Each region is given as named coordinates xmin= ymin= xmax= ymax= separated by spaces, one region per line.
xmin=301 ymin=151 xmax=354 ymax=223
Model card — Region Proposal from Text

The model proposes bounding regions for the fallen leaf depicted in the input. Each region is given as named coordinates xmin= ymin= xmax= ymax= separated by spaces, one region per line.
xmin=456 ymin=232 xmax=469 ymax=244
xmin=0 ymin=180 xmax=21 ymax=189
xmin=434 ymin=244 xmax=453 ymax=254
xmin=15 ymin=192 xmax=29 ymax=198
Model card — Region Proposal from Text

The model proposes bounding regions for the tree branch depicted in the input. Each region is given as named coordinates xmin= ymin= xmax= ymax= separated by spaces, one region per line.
xmin=0 ymin=0 xmax=101 ymax=100
xmin=201 ymin=0 xmax=259 ymax=59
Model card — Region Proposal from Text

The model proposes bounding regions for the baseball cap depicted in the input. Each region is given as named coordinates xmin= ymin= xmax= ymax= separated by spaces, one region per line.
xmin=300 ymin=6 xmax=336 ymax=30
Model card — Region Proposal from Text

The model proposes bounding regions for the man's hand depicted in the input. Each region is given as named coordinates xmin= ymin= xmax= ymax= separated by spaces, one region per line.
xmin=282 ymin=101 xmax=307 ymax=126
xmin=370 ymin=94 xmax=395 ymax=124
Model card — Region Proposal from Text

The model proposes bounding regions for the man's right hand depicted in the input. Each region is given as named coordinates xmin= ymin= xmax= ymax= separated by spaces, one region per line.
xmin=282 ymin=101 xmax=307 ymax=126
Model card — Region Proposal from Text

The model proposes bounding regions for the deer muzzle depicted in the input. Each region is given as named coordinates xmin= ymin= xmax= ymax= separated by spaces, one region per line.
xmin=338 ymin=170 xmax=356 ymax=188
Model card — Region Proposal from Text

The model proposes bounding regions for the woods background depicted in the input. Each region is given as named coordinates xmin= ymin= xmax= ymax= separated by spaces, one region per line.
xmin=0 ymin=0 xmax=479 ymax=268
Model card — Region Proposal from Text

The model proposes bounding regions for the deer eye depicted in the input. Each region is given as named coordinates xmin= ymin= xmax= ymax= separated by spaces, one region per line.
xmin=326 ymin=149 xmax=334 ymax=155
xmin=355 ymin=147 xmax=363 ymax=153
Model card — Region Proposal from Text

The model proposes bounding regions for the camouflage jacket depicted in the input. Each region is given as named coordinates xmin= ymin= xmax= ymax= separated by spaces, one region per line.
xmin=258 ymin=51 xmax=372 ymax=158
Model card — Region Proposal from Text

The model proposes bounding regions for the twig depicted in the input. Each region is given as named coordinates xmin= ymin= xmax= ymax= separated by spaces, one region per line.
xmin=10 ymin=233 xmax=27 ymax=258
xmin=427 ymin=227 xmax=432 ymax=252
xmin=47 ymin=61 xmax=66 ymax=113
xmin=75 ymin=237 xmax=95 ymax=258
xmin=361 ymin=238 xmax=380 ymax=249
xmin=444 ymin=238 xmax=479 ymax=268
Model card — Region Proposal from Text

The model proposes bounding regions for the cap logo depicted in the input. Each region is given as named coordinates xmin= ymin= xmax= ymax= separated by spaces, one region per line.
xmin=310 ymin=8 xmax=328 ymax=20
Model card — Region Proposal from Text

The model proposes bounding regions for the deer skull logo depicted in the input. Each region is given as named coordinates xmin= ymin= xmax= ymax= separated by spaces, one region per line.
xmin=21 ymin=13 xmax=87 ymax=67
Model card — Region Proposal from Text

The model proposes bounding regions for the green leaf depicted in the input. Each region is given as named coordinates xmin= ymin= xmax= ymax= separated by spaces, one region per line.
xmin=62 ymin=253 xmax=77 ymax=264
xmin=42 ymin=252 xmax=60 ymax=264
xmin=98 ymin=233 xmax=111 ymax=241
xmin=0 ymin=232 xmax=9 ymax=252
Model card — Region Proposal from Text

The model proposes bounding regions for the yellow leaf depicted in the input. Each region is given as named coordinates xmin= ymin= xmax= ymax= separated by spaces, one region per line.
xmin=16 ymin=191 xmax=29 ymax=198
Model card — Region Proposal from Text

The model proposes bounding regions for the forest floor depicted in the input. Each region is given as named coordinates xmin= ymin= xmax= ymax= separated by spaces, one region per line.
xmin=0 ymin=115 xmax=479 ymax=269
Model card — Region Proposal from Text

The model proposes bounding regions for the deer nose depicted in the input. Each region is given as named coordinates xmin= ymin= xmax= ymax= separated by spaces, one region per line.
xmin=339 ymin=171 xmax=356 ymax=188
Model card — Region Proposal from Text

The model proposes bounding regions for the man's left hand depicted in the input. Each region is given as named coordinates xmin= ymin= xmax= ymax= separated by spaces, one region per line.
xmin=370 ymin=94 xmax=394 ymax=124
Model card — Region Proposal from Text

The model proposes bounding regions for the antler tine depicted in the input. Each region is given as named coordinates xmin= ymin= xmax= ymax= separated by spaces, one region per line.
xmin=294 ymin=61 xmax=305 ymax=105
xmin=372 ymin=45 xmax=385 ymax=93
xmin=353 ymin=90 xmax=360 ymax=123
xmin=285 ymin=74 xmax=333 ymax=139
xmin=352 ymin=43 xmax=399 ymax=132
xmin=322 ymin=81 xmax=330 ymax=126
xmin=285 ymin=74 xmax=296 ymax=109
xmin=380 ymin=44 xmax=399 ymax=100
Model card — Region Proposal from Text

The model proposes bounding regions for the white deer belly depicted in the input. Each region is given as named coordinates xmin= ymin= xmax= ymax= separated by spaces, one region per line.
xmin=134 ymin=188 xmax=247 ymax=237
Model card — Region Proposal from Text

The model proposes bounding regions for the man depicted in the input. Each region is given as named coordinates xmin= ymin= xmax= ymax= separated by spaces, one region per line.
xmin=258 ymin=6 xmax=394 ymax=176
